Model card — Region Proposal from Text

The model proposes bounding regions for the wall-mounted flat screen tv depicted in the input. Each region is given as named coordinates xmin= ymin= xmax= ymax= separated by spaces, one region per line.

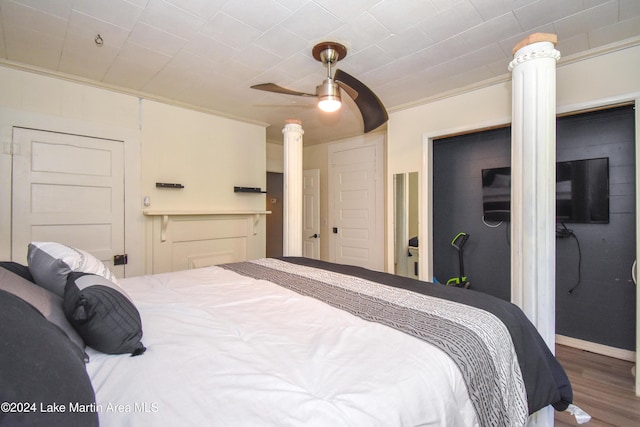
xmin=481 ymin=157 xmax=609 ymax=224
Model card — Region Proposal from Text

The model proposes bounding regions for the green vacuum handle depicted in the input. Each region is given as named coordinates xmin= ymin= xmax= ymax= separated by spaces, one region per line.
xmin=451 ymin=232 xmax=468 ymax=249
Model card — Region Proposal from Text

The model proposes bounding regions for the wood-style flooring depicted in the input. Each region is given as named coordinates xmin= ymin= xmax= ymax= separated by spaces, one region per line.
xmin=554 ymin=344 xmax=640 ymax=426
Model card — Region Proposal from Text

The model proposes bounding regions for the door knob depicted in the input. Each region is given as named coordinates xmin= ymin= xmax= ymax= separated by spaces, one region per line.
xmin=309 ymin=233 xmax=319 ymax=238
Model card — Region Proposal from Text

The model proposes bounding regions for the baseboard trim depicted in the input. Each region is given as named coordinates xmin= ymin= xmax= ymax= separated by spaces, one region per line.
xmin=556 ymin=335 xmax=635 ymax=362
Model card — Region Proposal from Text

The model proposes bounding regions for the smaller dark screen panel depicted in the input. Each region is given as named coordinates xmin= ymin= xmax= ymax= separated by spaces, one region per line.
xmin=556 ymin=157 xmax=609 ymax=224
xmin=481 ymin=166 xmax=511 ymax=222
xmin=481 ymin=158 xmax=609 ymax=224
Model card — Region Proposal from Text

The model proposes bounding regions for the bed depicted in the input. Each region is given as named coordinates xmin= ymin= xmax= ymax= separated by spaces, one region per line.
xmin=1 ymin=242 xmax=575 ymax=426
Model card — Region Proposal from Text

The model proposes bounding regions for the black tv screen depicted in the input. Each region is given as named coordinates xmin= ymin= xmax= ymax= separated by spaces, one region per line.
xmin=481 ymin=157 xmax=609 ymax=224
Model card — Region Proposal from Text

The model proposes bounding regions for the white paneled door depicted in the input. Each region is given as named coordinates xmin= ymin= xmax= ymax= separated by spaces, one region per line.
xmin=329 ymin=136 xmax=384 ymax=271
xmin=303 ymin=168 xmax=320 ymax=259
xmin=11 ymin=128 xmax=126 ymax=277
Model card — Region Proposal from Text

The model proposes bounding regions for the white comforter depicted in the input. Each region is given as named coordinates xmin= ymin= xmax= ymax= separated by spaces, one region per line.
xmin=86 ymin=266 xmax=477 ymax=426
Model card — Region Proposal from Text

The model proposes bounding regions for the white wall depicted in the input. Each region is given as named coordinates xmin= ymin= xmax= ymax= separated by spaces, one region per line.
xmin=267 ymin=141 xmax=284 ymax=173
xmin=140 ymin=100 xmax=266 ymax=212
xmin=0 ymin=66 xmax=267 ymax=276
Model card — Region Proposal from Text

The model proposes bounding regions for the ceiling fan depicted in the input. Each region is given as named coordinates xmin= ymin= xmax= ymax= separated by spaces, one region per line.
xmin=250 ymin=41 xmax=388 ymax=133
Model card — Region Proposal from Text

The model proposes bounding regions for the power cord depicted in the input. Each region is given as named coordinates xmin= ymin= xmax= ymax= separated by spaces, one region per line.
xmin=556 ymin=223 xmax=574 ymax=239
xmin=556 ymin=223 xmax=582 ymax=294
xmin=481 ymin=215 xmax=503 ymax=228
xmin=485 ymin=220 xmax=583 ymax=293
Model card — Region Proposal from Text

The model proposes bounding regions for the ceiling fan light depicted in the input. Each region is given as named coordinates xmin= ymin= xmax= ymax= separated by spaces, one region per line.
xmin=318 ymin=98 xmax=341 ymax=112
xmin=317 ymin=79 xmax=341 ymax=112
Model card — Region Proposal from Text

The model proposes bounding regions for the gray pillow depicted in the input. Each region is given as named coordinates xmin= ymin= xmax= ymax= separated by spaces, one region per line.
xmin=0 ymin=289 xmax=98 ymax=427
xmin=27 ymin=242 xmax=119 ymax=297
xmin=0 ymin=266 xmax=87 ymax=361
xmin=64 ymin=272 xmax=146 ymax=356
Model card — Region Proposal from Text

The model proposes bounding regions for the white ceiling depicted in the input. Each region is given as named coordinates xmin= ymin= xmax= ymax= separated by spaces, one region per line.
xmin=0 ymin=0 xmax=639 ymax=144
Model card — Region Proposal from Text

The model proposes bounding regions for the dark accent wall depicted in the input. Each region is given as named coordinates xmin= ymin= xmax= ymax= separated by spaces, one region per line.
xmin=432 ymin=105 xmax=636 ymax=350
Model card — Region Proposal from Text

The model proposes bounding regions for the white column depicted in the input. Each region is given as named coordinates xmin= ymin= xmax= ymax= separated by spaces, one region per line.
xmin=508 ymin=34 xmax=560 ymax=426
xmin=282 ymin=119 xmax=304 ymax=256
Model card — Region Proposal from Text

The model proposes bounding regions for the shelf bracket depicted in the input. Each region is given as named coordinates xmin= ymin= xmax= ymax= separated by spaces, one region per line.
xmin=161 ymin=215 xmax=169 ymax=242
xmin=253 ymin=213 xmax=261 ymax=235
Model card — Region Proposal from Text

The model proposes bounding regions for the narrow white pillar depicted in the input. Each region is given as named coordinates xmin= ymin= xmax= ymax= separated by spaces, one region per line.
xmin=282 ymin=119 xmax=304 ymax=256
xmin=508 ymin=34 xmax=560 ymax=426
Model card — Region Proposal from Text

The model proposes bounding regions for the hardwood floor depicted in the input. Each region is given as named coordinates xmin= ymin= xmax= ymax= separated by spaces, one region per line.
xmin=554 ymin=344 xmax=640 ymax=426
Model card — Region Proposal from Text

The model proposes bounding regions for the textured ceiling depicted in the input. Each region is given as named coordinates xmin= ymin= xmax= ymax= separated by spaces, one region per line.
xmin=0 ymin=0 xmax=639 ymax=144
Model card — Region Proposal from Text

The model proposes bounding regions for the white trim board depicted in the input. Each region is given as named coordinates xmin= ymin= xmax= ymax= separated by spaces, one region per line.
xmin=556 ymin=335 xmax=635 ymax=362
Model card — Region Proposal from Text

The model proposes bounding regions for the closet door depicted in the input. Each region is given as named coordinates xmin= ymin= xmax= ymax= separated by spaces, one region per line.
xmin=303 ymin=168 xmax=320 ymax=260
xmin=11 ymin=128 xmax=126 ymax=277
xmin=329 ymin=136 xmax=384 ymax=271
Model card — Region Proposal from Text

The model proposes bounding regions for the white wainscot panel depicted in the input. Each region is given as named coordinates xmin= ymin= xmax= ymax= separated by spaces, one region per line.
xmin=170 ymin=217 xmax=248 ymax=271
xmin=146 ymin=212 xmax=269 ymax=274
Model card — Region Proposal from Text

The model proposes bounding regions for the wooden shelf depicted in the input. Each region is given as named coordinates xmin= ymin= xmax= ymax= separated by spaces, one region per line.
xmin=234 ymin=186 xmax=266 ymax=193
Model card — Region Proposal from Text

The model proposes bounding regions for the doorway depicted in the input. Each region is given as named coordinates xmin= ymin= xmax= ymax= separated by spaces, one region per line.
xmin=430 ymin=105 xmax=636 ymax=352
xmin=266 ymin=172 xmax=283 ymax=258
xmin=303 ymin=169 xmax=320 ymax=259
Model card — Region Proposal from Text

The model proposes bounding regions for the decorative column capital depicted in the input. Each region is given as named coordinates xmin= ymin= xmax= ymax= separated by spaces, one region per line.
xmin=282 ymin=119 xmax=303 ymax=136
xmin=508 ymin=33 xmax=560 ymax=72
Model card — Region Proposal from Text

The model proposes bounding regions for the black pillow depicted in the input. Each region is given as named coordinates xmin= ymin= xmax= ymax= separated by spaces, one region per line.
xmin=0 ymin=289 xmax=98 ymax=427
xmin=0 ymin=261 xmax=34 ymax=282
xmin=64 ymin=272 xmax=146 ymax=356
xmin=0 ymin=267 xmax=86 ymax=360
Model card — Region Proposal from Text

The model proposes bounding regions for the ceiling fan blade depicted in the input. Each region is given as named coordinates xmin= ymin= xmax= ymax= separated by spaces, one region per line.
xmin=334 ymin=69 xmax=388 ymax=133
xmin=335 ymin=80 xmax=358 ymax=101
xmin=250 ymin=83 xmax=315 ymax=98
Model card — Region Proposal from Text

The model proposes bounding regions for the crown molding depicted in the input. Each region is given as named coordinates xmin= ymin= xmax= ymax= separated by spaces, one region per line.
xmin=389 ymin=36 xmax=640 ymax=115
xmin=0 ymin=59 xmax=269 ymax=129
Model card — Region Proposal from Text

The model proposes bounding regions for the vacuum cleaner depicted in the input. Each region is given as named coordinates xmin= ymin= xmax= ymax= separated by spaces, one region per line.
xmin=446 ymin=232 xmax=471 ymax=289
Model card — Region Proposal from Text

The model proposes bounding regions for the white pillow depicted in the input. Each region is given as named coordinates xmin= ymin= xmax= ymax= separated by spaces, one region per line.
xmin=27 ymin=242 xmax=118 ymax=297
